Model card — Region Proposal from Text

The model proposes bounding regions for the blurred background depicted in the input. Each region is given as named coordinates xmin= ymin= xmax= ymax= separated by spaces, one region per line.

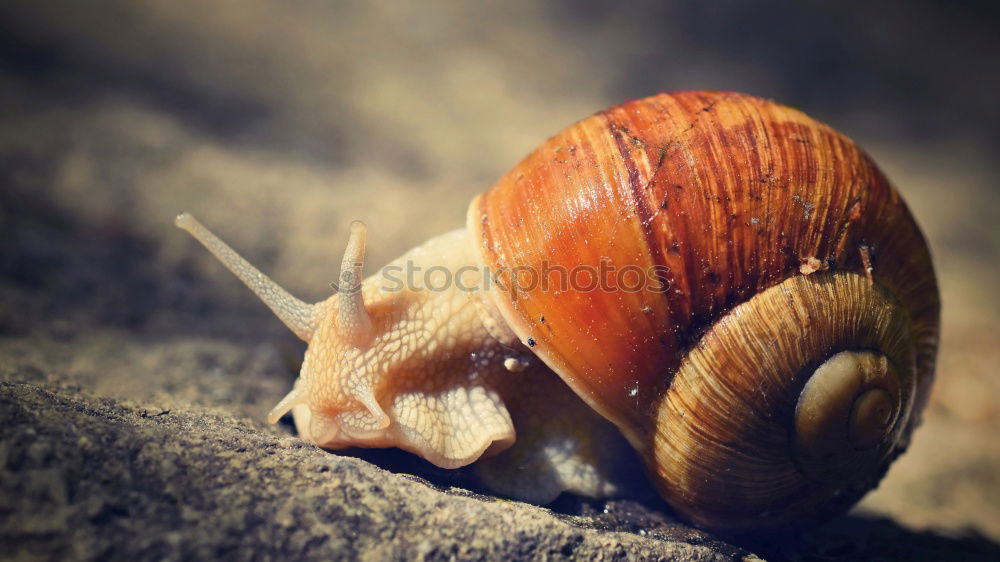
xmin=1 ymin=0 xmax=998 ymax=556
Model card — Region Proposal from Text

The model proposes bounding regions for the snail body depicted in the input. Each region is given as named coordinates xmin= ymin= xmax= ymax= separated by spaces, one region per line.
xmin=177 ymin=92 xmax=939 ymax=532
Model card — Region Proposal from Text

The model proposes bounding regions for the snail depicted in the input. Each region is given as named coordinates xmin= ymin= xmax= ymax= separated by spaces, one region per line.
xmin=176 ymin=92 xmax=939 ymax=533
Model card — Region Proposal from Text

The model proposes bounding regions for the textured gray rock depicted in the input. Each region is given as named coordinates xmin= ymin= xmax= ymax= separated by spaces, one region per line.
xmin=0 ymin=380 xmax=750 ymax=561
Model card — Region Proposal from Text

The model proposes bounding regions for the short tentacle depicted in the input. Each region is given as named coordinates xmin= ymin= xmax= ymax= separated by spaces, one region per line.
xmin=268 ymin=384 xmax=306 ymax=424
xmin=336 ymin=220 xmax=374 ymax=346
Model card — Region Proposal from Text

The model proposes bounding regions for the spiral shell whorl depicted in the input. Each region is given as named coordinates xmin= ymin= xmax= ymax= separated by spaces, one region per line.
xmin=648 ymin=272 xmax=916 ymax=532
xmin=794 ymin=350 xmax=903 ymax=477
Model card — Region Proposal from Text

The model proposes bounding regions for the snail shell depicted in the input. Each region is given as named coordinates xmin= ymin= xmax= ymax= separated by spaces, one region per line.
xmin=469 ymin=92 xmax=938 ymax=530
xmin=177 ymin=92 xmax=939 ymax=533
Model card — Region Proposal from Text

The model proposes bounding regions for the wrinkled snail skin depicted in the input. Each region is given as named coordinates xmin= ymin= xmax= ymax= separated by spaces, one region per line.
xmin=177 ymin=92 xmax=939 ymax=533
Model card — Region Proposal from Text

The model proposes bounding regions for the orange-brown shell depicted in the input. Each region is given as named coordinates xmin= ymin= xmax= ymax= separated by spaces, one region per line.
xmin=468 ymin=92 xmax=939 ymax=529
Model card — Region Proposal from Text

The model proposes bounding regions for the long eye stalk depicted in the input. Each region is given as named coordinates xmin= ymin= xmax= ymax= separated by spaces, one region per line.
xmin=175 ymin=212 xmax=317 ymax=342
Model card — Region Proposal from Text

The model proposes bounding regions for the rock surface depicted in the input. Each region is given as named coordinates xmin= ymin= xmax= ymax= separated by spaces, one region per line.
xmin=4 ymin=376 xmax=1000 ymax=561
xmin=1 ymin=380 xmax=748 ymax=561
